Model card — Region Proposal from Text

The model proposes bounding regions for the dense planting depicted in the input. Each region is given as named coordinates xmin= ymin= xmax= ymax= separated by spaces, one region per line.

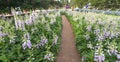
xmin=67 ymin=11 xmax=120 ymax=62
xmin=0 ymin=9 xmax=62 ymax=62
xmin=79 ymin=9 xmax=120 ymax=16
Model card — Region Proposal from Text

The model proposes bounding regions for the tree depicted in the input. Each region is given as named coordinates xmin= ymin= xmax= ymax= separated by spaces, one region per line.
xmin=71 ymin=0 xmax=120 ymax=9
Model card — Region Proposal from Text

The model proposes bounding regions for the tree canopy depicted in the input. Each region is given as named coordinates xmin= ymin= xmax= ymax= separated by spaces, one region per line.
xmin=0 ymin=0 xmax=119 ymax=13
xmin=71 ymin=0 xmax=120 ymax=10
xmin=0 ymin=0 xmax=62 ymax=13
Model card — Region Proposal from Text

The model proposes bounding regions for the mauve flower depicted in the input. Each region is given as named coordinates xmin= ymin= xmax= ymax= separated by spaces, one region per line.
xmin=24 ymin=33 xmax=30 ymax=40
xmin=117 ymin=54 xmax=120 ymax=59
xmin=98 ymin=54 xmax=105 ymax=62
xmin=115 ymin=32 xmax=119 ymax=38
xmin=18 ymin=20 xmax=22 ymax=29
xmin=15 ymin=20 xmax=25 ymax=30
xmin=39 ymin=37 xmax=48 ymax=46
xmin=109 ymin=49 xmax=118 ymax=55
xmin=86 ymin=25 xmax=92 ymax=31
xmin=25 ymin=19 xmax=32 ymax=25
xmin=15 ymin=21 xmax=18 ymax=30
xmin=97 ymin=19 xmax=104 ymax=25
xmin=84 ymin=34 xmax=90 ymax=40
xmin=116 ymin=60 xmax=120 ymax=62
xmin=22 ymin=42 xmax=27 ymax=49
xmin=25 ymin=11 xmax=40 ymax=25
xmin=0 ymin=26 xmax=3 ymax=31
xmin=22 ymin=40 xmax=32 ymax=49
xmin=44 ymin=53 xmax=54 ymax=61
xmin=97 ymin=35 xmax=104 ymax=41
xmin=104 ymin=31 xmax=110 ymax=38
xmin=0 ymin=32 xmax=7 ymax=37
xmin=109 ymin=33 xmax=115 ymax=39
xmin=108 ymin=41 xmax=118 ymax=55
xmin=21 ymin=21 xmax=25 ymax=30
xmin=36 ymin=36 xmax=48 ymax=48
xmin=94 ymin=52 xmax=105 ymax=62
xmin=29 ymin=15 xmax=34 ymax=23
xmin=81 ymin=56 xmax=86 ymax=62
xmin=107 ymin=50 xmax=112 ymax=56
xmin=35 ymin=44 xmax=40 ymax=48
xmin=94 ymin=29 xmax=100 ymax=35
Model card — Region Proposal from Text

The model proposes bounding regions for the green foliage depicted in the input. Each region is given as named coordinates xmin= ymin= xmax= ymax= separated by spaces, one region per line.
xmin=0 ymin=0 xmax=62 ymax=13
xmin=72 ymin=0 xmax=120 ymax=9
xmin=66 ymin=11 xmax=120 ymax=61
xmin=0 ymin=11 xmax=62 ymax=62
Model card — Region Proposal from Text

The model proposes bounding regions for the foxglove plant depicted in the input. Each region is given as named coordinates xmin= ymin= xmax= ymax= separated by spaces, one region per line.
xmin=0 ymin=26 xmax=3 ymax=31
xmin=24 ymin=33 xmax=30 ymax=40
xmin=22 ymin=33 xmax=32 ymax=49
xmin=9 ymin=36 xmax=16 ymax=44
xmin=104 ymin=31 xmax=110 ymax=38
xmin=50 ymin=18 xmax=56 ymax=25
xmin=14 ymin=19 xmax=19 ymax=30
xmin=0 ymin=32 xmax=7 ymax=37
xmin=94 ymin=29 xmax=100 ymax=35
xmin=107 ymin=41 xmax=118 ymax=55
xmin=94 ymin=52 xmax=105 ymax=62
xmin=44 ymin=52 xmax=54 ymax=61
xmin=36 ymin=36 xmax=48 ymax=48
xmin=0 ymin=8 xmax=62 ymax=62
xmin=22 ymin=39 xmax=32 ymax=50
xmin=94 ymin=44 xmax=105 ymax=62
xmin=41 ymin=17 xmax=46 ymax=24
xmin=21 ymin=21 xmax=25 ymax=30
xmin=97 ymin=34 xmax=105 ymax=41
xmin=116 ymin=53 xmax=120 ymax=60
xmin=86 ymin=25 xmax=92 ymax=32
xmin=52 ymin=34 xmax=58 ymax=45
xmin=14 ymin=18 xmax=25 ymax=30
xmin=46 ymin=24 xmax=51 ymax=31
xmin=31 ymin=27 xmax=37 ymax=34
xmin=39 ymin=36 xmax=48 ymax=46
xmin=87 ymin=43 xmax=93 ymax=49
xmin=84 ymin=34 xmax=90 ymax=40
xmin=67 ymin=11 xmax=120 ymax=61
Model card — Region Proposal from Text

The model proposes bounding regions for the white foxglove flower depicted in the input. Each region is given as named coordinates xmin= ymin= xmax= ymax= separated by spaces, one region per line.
xmin=52 ymin=35 xmax=58 ymax=45
xmin=44 ymin=53 xmax=54 ymax=61
xmin=86 ymin=25 xmax=92 ymax=31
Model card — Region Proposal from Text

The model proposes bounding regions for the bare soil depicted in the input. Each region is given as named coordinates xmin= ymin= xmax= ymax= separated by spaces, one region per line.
xmin=56 ymin=15 xmax=80 ymax=62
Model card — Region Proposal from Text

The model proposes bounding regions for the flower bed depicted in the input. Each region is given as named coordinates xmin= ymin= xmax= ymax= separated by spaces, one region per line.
xmin=0 ymin=10 xmax=62 ymax=62
xmin=66 ymin=11 xmax=120 ymax=62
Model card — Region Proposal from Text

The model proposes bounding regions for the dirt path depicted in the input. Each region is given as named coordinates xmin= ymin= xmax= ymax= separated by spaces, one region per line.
xmin=56 ymin=15 xmax=80 ymax=62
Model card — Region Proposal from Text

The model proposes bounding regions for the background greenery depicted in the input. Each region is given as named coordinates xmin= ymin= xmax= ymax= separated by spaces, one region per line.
xmin=0 ymin=0 xmax=62 ymax=13
xmin=71 ymin=0 xmax=120 ymax=10
xmin=0 ymin=0 xmax=120 ymax=13
xmin=0 ymin=0 xmax=119 ymax=13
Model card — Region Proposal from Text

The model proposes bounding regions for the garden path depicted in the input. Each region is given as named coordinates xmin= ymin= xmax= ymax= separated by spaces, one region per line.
xmin=56 ymin=15 xmax=80 ymax=62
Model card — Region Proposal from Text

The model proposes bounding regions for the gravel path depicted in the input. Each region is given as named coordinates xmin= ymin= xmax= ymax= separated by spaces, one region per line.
xmin=56 ymin=15 xmax=80 ymax=62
